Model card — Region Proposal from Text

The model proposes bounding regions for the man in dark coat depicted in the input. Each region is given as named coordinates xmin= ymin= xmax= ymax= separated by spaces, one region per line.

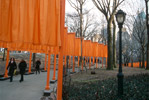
xmin=19 ymin=59 xmax=27 ymax=82
xmin=7 ymin=58 xmax=17 ymax=82
xmin=35 ymin=60 xmax=41 ymax=74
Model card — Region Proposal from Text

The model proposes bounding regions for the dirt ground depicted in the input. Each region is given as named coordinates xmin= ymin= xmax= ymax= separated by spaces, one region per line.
xmin=70 ymin=67 xmax=149 ymax=82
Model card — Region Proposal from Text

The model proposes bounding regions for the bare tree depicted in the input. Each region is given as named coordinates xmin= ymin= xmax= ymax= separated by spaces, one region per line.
xmin=132 ymin=12 xmax=147 ymax=68
xmin=92 ymin=0 xmax=125 ymax=69
xmin=125 ymin=9 xmax=147 ymax=68
xmin=112 ymin=19 xmax=117 ymax=68
xmin=67 ymin=0 xmax=87 ymax=71
xmin=66 ymin=12 xmax=100 ymax=38
xmin=67 ymin=0 xmax=101 ymax=71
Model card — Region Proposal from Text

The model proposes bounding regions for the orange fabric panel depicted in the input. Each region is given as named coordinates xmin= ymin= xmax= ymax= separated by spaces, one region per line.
xmin=100 ymin=44 xmax=104 ymax=57
xmin=95 ymin=42 xmax=98 ymax=57
xmin=128 ymin=63 xmax=131 ymax=67
xmin=63 ymin=27 xmax=68 ymax=55
xmin=84 ymin=40 xmax=88 ymax=57
xmin=82 ymin=40 xmax=85 ymax=56
xmin=2 ymin=42 xmax=50 ymax=53
xmin=92 ymin=42 xmax=98 ymax=57
xmin=103 ymin=45 xmax=108 ymax=57
xmin=0 ymin=0 xmax=12 ymax=42
xmin=67 ymin=33 xmax=75 ymax=56
xmin=86 ymin=40 xmax=91 ymax=57
xmin=98 ymin=44 xmax=101 ymax=57
xmin=0 ymin=0 xmax=61 ymax=47
xmin=50 ymin=47 xmax=59 ymax=54
xmin=83 ymin=40 xmax=89 ymax=57
xmin=74 ymin=38 xmax=81 ymax=56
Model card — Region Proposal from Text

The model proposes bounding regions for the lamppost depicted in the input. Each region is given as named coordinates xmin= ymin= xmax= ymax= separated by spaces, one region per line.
xmin=115 ymin=9 xmax=126 ymax=95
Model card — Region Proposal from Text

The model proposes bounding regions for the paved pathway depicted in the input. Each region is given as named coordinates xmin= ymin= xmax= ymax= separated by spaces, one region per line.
xmin=0 ymin=70 xmax=58 ymax=100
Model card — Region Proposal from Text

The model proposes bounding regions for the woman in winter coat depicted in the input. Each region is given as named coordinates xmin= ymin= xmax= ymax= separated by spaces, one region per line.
xmin=19 ymin=59 xmax=27 ymax=82
xmin=7 ymin=57 xmax=17 ymax=82
xmin=35 ymin=60 xmax=41 ymax=74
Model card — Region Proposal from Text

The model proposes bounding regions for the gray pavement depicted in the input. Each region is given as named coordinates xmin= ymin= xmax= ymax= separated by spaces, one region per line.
xmin=0 ymin=70 xmax=58 ymax=100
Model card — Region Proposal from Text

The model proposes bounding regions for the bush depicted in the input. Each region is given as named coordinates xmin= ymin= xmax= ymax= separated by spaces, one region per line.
xmin=63 ymin=73 xmax=149 ymax=100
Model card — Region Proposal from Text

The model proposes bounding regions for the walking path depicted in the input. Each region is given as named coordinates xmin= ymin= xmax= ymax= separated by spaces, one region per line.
xmin=0 ymin=70 xmax=57 ymax=100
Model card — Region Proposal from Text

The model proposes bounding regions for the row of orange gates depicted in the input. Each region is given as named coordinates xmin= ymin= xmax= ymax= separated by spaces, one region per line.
xmin=123 ymin=62 xmax=147 ymax=68
xmin=0 ymin=0 xmax=107 ymax=100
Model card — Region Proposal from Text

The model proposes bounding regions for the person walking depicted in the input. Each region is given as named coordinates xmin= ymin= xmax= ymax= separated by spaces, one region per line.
xmin=7 ymin=57 xmax=17 ymax=82
xmin=35 ymin=60 xmax=41 ymax=74
xmin=19 ymin=59 xmax=27 ymax=82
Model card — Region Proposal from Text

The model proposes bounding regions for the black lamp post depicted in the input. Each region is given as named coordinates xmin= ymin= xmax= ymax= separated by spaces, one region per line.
xmin=115 ymin=9 xmax=126 ymax=95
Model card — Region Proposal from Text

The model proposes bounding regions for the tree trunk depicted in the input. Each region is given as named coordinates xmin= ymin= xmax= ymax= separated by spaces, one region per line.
xmin=145 ymin=0 xmax=149 ymax=70
xmin=107 ymin=20 xmax=113 ymax=70
xmin=131 ymin=55 xmax=133 ymax=67
xmin=33 ymin=53 xmax=36 ymax=68
xmin=142 ymin=47 xmax=145 ymax=68
xmin=113 ymin=20 xmax=117 ymax=68
xmin=139 ymin=60 xmax=141 ymax=68
xmin=147 ymin=44 xmax=149 ymax=69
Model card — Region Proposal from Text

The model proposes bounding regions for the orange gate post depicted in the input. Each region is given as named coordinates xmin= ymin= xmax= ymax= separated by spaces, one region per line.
xmin=96 ymin=57 xmax=98 ymax=68
xmin=4 ymin=49 xmax=9 ymax=78
xmin=89 ymin=57 xmax=91 ymax=69
xmin=72 ymin=56 xmax=75 ymax=72
xmin=57 ymin=0 xmax=66 ymax=99
xmin=93 ymin=57 xmax=95 ymax=64
xmin=52 ymin=54 xmax=56 ymax=81
xmin=45 ymin=52 xmax=51 ymax=91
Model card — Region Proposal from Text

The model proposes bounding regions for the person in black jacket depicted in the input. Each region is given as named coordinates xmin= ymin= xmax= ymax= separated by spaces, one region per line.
xmin=7 ymin=57 xmax=17 ymax=82
xmin=35 ymin=60 xmax=41 ymax=74
xmin=19 ymin=59 xmax=27 ymax=82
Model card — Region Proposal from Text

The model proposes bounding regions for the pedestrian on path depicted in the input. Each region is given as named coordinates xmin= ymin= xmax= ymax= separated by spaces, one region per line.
xmin=35 ymin=59 xmax=41 ymax=74
xmin=19 ymin=59 xmax=27 ymax=82
xmin=7 ymin=57 xmax=17 ymax=82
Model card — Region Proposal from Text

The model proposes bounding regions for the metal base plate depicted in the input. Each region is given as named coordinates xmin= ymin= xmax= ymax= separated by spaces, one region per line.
xmin=43 ymin=89 xmax=52 ymax=96
xmin=0 ymin=76 xmax=10 ymax=81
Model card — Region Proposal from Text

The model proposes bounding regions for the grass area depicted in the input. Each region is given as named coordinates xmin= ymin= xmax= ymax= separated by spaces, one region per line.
xmin=70 ymin=67 xmax=149 ymax=82
xmin=63 ymin=73 xmax=149 ymax=100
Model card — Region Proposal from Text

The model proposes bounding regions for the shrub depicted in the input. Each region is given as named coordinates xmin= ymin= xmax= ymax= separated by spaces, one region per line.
xmin=63 ymin=73 xmax=149 ymax=100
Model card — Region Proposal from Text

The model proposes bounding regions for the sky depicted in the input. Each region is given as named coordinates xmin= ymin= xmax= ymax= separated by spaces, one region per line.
xmin=65 ymin=0 xmax=146 ymax=17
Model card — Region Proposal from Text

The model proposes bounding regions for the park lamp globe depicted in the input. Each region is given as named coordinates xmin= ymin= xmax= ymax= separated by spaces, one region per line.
xmin=116 ymin=10 xmax=126 ymax=26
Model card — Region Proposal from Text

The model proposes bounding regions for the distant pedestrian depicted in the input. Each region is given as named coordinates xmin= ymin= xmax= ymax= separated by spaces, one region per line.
xmin=7 ymin=57 xmax=17 ymax=82
xmin=35 ymin=60 xmax=41 ymax=74
xmin=19 ymin=59 xmax=27 ymax=82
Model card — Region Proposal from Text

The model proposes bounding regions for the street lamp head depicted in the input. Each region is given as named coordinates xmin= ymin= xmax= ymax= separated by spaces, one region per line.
xmin=115 ymin=10 xmax=126 ymax=25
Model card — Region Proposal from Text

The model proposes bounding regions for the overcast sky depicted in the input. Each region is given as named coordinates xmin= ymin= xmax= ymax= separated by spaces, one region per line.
xmin=65 ymin=0 xmax=146 ymax=35
xmin=65 ymin=0 xmax=145 ymax=16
